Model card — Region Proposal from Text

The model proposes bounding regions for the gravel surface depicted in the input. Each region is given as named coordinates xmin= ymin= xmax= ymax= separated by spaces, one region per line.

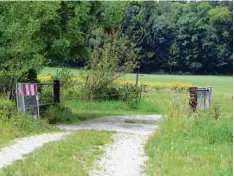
xmin=57 ymin=115 xmax=161 ymax=176
xmin=90 ymin=115 xmax=162 ymax=123
xmin=57 ymin=122 xmax=157 ymax=135
xmin=89 ymin=133 xmax=148 ymax=176
xmin=0 ymin=132 xmax=70 ymax=169
xmin=57 ymin=115 xmax=161 ymax=135
xmin=0 ymin=114 xmax=161 ymax=175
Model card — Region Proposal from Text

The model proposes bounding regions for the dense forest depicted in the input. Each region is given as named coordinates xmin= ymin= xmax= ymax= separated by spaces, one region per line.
xmin=0 ymin=1 xmax=233 ymax=75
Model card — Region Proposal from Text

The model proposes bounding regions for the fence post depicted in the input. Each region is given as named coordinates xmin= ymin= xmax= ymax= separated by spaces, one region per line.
xmin=53 ymin=80 xmax=60 ymax=104
xmin=189 ymin=87 xmax=198 ymax=112
xmin=135 ymin=69 xmax=139 ymax=87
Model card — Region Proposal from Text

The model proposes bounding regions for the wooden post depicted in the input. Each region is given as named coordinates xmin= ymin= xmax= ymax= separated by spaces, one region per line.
xmin=189 ymin=87 xmax=198 ymax=112
xmin=136 ymin=69 xmax=139 ymax=87
xmin=53 ymin=80 xmax=60 ymax=104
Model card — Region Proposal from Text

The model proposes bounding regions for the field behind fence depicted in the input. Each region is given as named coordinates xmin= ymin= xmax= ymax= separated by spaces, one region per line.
xmin=41 ymin=67 xmax=232 ymax=95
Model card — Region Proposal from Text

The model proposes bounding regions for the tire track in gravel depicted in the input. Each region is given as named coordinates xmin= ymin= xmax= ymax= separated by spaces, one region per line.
xmin=0 ymin=115 xmax=161 ymax=175
xmin=57 ymin=115 xmax=161 ymax=176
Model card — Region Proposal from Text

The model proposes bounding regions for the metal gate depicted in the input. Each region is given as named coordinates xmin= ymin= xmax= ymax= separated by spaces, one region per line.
xmin=15 ymin=80 xmax=61 ymax=119
xmin=16 ymin=83 xmax=40 ymax=119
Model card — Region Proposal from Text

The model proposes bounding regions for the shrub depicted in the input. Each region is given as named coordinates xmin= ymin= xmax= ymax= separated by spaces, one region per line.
xmin=10 ymin=113 xmax=53 ymax=135
xmin=38 ymin=86 xmax=54 ymax=104
xmin=42 ymin=104 xmax=75 ymax=124
xmin=120 ymin=84 xmax=143 ymax=108
xmin=0 ymin=106 xmax=56 ymax=142
xmin=52 ymin=69 xmax=74 ymax=89
xmin=82 ymin=32 xmax=139 ymax=101
xmin=0 ymin=99 xmax=16 ymax=112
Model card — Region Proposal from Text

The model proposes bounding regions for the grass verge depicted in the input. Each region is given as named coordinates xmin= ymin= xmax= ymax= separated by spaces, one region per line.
xmin=0 ymin=99 xmax=60 ymax=148
xmin=0 ymin=116 xmax=60 ymax=148
xmin=64 ymin=98 xmax=160 ymax=121
xmin=144 ymin=93 xmax=233 ymax=176
xmin=1 ymin=130 xmax=113 ymax=176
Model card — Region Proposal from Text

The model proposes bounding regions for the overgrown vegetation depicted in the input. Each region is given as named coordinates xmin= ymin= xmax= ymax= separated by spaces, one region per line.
xmin=2 ymin=130 xmax=113 ymax=176
xmin=144 ymin=92 xmax=233 ymax=176
xmin=42 ymin=104 xmax=79 ymax=124
xmin=81 ymin=30 xmax=139 ymax=100
xmin=0 ymin=99 xmax=59 ymax=147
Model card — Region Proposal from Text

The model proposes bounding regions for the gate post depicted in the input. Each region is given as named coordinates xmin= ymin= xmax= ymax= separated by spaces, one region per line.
xmin=53 ymin=80 xmax=60 ymax=104
xmin=189 ymin=87 xmax=198 ymax=112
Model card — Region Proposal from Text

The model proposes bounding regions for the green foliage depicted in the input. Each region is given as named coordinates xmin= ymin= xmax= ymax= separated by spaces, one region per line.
xmin=212 ymin=102 xmax=221 ymax=120
xmin=98 ymin=2 xmax=127 ymax=30
xmin=208 ymin=6 xmax=232 ymax=26
xmin=42 ymin=104 xmax=77 ymax=124
xmin=0 ymin=98 xmax=15 ymax=112
xmin=196 ymin=119 xmax=232 ymax=144
xmin=0 ymin=2 xmax=59 ymax=74
xmin=121 ymin=2 xmax=232 ymax=74
xmin=145 ymin=93 xmax=232 ymax=176
xmin=168 ymin=42 xmax=179 ymax=73
xmin=42 ymin=2 xmax=100 ymax=65
xmin=82 ymin=31 xmax=139 ymax=100
xmin=0 ymin=99 xmax=58 ymax=147
xmin=120 ymin=84 xmax=143 ymax=108
xmin=52 ymin=68 xmax=74 ymax=89
xmin=0 ymin=2 xmax=59 ymax=98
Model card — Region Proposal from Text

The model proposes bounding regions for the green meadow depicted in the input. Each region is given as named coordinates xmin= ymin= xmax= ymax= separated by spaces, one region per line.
xmin=41 ymin=67 xmax=232 ymax=95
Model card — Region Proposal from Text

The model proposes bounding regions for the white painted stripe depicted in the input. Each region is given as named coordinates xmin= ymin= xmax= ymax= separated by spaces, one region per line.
xmin=30 ymin=84 xmax=35 ymax=96
xmin=18 ymin=83 xmax=22 ymax=95
xmin=25 ymin=84 xmax=30 ymax=96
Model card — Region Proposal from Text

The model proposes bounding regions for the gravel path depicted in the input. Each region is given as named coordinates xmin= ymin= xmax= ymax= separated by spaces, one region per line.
xmin=0 ymin=132 xmax=70 ymax=169
xmin=89 ymin=133 xmax=148 ymax=176
xmin=57 ymin=115 xmax=161 ymax=135
xmin=57 ymin=115 xmax=161 ymax=176
xmin=0 ymin=114 xmax=161 ymax=175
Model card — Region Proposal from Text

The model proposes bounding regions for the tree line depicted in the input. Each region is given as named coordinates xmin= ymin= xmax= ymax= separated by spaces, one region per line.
xmin=0 ymin=1 xmax=233 ymax=76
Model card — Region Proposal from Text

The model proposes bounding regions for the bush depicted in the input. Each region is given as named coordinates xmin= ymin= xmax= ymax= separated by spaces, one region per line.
xmin=52 ymin=69 xmax=74 ymax=89
xmin=42 ymin=104 xmax=76 ymax=124
xmin=10 ymin=113 xmax=53 ymax=136
xmin=0 ymin=106 xmax=57 ymax=145
xmin=0 ymin=99 xmax=16 ymax=111
xmin=119 ymin=84 xmax=143 ymax=108
xmin=38 ymin=86 xmax=54 ymax=104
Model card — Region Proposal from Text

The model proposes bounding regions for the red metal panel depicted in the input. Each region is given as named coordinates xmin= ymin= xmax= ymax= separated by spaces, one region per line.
xmin=20 ymin=83 xmax=38 ymax=96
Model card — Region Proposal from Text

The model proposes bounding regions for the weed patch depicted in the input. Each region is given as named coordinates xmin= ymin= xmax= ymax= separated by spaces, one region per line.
xmin=0 ymin=99 xmax=59 ymax=147
xmin=144 ymin=94 xmax=233 ymax=176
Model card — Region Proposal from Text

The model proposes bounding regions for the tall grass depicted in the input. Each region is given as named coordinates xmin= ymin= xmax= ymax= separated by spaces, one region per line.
xmin=64 ymin=98 xmax=160 ymax=120
xmin=0 ymin=99 xmax=59 ymax=147
xmin=144 ymin=92 xmax=233 ymax=176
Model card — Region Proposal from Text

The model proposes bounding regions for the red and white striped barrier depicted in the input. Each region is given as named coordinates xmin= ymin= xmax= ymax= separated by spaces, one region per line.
xmin=17 ymin=83 xmax=38 ymax=96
